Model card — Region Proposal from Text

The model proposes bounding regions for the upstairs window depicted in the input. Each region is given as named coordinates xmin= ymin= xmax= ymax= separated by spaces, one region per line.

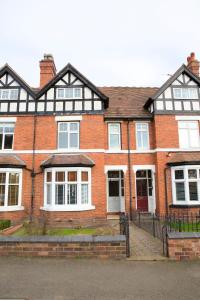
xmin=58 ymin=122 xmax=79 ymax=149
xmin=108 ymin=123 xmax=121 ymax=150
xmin=0 ymin=123 xmax=15 ymax=150
xmin=136 ymin=123 xmax=149 ymax=150
xmin=173 ymin=88 xmax=198 ymax=99
xmin=178 ymin=121 xmax=200 ymax=149
xmin=0 ymin=89 xmax=19 ymax=100
xmin=56 ymin=88 xmax=82 ymax=99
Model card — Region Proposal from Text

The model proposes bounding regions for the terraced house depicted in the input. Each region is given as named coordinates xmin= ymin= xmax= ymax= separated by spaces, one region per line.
xmin=0 ymin=52 xmax=200 ymax=225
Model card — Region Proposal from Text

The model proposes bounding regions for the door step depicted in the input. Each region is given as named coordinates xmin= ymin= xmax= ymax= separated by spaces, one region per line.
xmin=107 ymin=215 xmax=120 ymax=220
xmin=127 ymin=255 xmax=168 ymax=261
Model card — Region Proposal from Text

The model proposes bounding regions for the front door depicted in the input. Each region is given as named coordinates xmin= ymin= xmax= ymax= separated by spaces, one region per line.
xmin=136 ymin=178 xmax=148 ymax=211
xmin=107 ymin=171 xmax=124 ymax=213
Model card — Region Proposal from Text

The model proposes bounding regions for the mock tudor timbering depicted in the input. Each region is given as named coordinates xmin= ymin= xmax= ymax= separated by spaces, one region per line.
xmin=0 ymin=53 xmax=199 ymax=224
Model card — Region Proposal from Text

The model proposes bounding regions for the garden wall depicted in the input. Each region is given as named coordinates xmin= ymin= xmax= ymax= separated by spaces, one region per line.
xmin=0 ymin=235 xmax=126 ymax=258
xmin=168 ymin=232 xmax=200 ymax=261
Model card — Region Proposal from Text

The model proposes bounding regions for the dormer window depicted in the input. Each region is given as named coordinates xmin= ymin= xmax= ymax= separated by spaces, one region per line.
xmin=173 ymin=88 xmax=198 ymax=99
xmin=0 ymin=89 xmax=19 ymax=100
xmin=56 ymin=88 xmax=82 ymax=99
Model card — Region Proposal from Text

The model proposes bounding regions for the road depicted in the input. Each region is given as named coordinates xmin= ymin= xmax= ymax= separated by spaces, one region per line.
xmin=0 ymin=257 xmax=200 ymax=300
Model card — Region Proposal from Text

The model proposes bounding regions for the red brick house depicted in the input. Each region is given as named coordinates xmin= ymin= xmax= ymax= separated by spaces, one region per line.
xmin=0 ymin=52 xmax=199 ymax=224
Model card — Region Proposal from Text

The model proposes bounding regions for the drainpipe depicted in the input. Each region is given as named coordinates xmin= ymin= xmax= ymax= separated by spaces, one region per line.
xmin=30 ymin=113 xmax=37 ymax=222
xmin=127 ymin=120 xmax=133 ymax=220
xmin=164 ymin=167 xmax=169 ymax=216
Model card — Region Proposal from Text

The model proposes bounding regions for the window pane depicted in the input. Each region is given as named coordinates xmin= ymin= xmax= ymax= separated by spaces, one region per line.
xmin=55 ymin=184 xmax=65 ymax=204
xmin=4 ymin=135 xmax=13 ymax=149
xmin=4 ymin=125 xmax=14 ymax=133
xmin=110 ymin=124 xmax=120 ymax=134
xmin=110 ymin=134 xmax=120 ymax=148
xmin=58 ymin=132 xmax=68 ymax=148
xmin=136 ymin=170 xmax=147 ymax=178
xmin=67 ymin=184 xmax=77 ymax=204
xmin=0 ymin=173 xmax=6 ymax=184
xmin=57 ymin=89 xmax=64 ymax=98
xmin=74 ymin=88 xmax=81 ymax=98
xmin=81 ymin=171 xmax=88 ymax=181
xmin=81 ymin=184 xmax=88 ymax=204
xmin=65 ymin=88 xmax=73 ymax=98
xmin=189 ymin=182 xmax=198 ymax=201
xmin=9 ymin=173 xmax=19 ymax=184
xmin=46 ymin=172 xmax=52 ymax=182
xmin=108 ymin=171 xmax=120 ymax=178
xmin=175 ymin=182 xmax=185 ymax=201
xmin=10 ymin=89 xmax=18 ymax=100
xmin=70 ymin=133 xmax=78 ymax=148
xmin=0 ymin=185 xmax=5 ymax=206
xmin=2 ymin=90 xmax=9 ymax=99
xmin=55 ymin=172 xmax=65 ymax=182
xmin=47 ymin=184 xmax=52 ymax=205
xmin=175 ymin=170 xmax=184 ymax=180
xmin=68 ymin=172 xmax=77 ymax=182
xmin=188 ymin=169 xmax=197 ymax=179
xmin=190 ymin=129 xmax=199 ymax=148
xmin=59 ymin=123 xmax=68 ymax=131
xmin=70 ymin=123 xmax=78 ymax=131
xmin=8 ymin=185 xmax=19 ymax=206
xmin=109 ymin=180 xmax=119 ymax=197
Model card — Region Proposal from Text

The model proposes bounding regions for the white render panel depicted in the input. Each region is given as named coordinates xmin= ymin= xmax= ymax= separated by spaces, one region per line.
xmin=39 ymin=95 xmax=45 ymax=100
xmin=165 ymin=101 xmax=173 ymax=110
xmin=158 ymin=94 xmax=163 ymax=99
xmin=73 ymin=79 xmax=82 ymax=85
xmin=10 ymin=81 xmax=19 ymax=86
xmin=183 ymin=101 xmax=191 ymax=110
xmin=37 ymin=102 xmax=45 ymax=112
xmin=10 ymin=102 xmax=17 ymax=112
xmin=174 ymin=101 xmax=182 ymax=110
xmin=20 ymin=89 xmax=27 ymax=100
xmin=94 ymin=101 xmax=102 ymax=110
xmin=84 ymin=101 xmax=92 ymax=110
xmin=188 ymin=80 xmax=197 ymax=86
xmin=192 ymin=101 xmax=200 ymax=110
xmin=55 ymin=80 xmax=64 ymax=86
xmin=47 ymin=88 xmax=54 ymax=100
xmin=28 ymin=102 xmax=35 ymax=111
xmin=70 ymin=74 xmax=76 ymax=82
xmin=75 ymin=101 xmax=82 ymax=110
xmin=7 ymin=74 xmax=13 ymax=84
xmin=56 ymin=102 xmax=63 ymax=111
xmin=173 ymin=80 xmax=181 ymax=85
xmin=177 ymin=75 xmax=183 ymax=83
xmin=0 ymin=75 xmax=6 ymax=84
xmin=156 ymin=101 xmax=164 ymax=110
xmin=63 ymin=74 xmax=69 ymax=83
xmin=84 ymin=87 xmax=92 ymax=99
xmin=46 ymin=102 xmax=54 ymax=111
xmin=19 ymin=102 xmax=26 ymax=112
xmin=184 ymin=74 xmax=190 ymax=83
xmin=93 ymin=93 xmax=99 ymax=99
xmin=65 ymin=101 xmax=73 ymax=110
xmin=0 ymin=103 xmax=8 ymax=112
xmin=164 ymin=87 xmax=172 ymax=98
xmin=28 ymin=96 xmax=34 ymax=100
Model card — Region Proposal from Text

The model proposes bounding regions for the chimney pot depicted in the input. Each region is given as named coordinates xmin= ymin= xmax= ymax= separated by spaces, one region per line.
xmin=39 ymin=53 xmax=56 ymax=88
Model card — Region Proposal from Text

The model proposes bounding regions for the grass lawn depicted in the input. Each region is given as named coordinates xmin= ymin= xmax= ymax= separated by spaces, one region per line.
xmin=13 ymin=227 xmax=97 ymax=236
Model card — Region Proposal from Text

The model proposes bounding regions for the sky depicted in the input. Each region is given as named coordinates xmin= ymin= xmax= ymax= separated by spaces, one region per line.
xmin=1 ymin=0 xmax=200 ymax=88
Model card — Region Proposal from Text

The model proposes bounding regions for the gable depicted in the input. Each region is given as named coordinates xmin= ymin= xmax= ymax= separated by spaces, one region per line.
xmin=36 ymin=63 xmax=108 ymax=114
xmin=145 ymin=65 xmax=200 ymax=114
xmin=0 ymin=65 xmax=35 ymax=114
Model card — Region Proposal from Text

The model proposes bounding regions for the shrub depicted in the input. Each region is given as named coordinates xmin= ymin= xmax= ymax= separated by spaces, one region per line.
xmin=0 ymin=220 xmax=11 ymax=230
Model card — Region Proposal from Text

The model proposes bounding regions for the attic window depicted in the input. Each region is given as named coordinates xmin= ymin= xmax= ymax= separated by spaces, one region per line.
xmin=0 ymin=89 xmax=19 ymax=100
xmin=56 ymin=88 xmax=82 ymax=99
xmin=173 ymin=88 xmax=198 ymax=99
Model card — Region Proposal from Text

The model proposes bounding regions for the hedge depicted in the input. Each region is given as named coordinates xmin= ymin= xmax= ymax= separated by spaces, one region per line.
xmin=0 ymin=220 xmax=11 ymax=230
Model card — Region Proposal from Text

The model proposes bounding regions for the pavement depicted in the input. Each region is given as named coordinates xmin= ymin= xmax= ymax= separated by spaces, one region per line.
xmin=0 ymin=257 xmax=200 ymax=300
xmin=129 ymin=223 xmax=166 ymax=260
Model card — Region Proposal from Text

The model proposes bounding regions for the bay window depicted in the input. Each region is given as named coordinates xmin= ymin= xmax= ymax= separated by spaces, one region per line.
xmin=44 ymin=168 xmax=93 ymax=211
xmin=58 ymin=122 xmax=79 ymax=149
xmin=178 ymin=121 xmax=200 ymax=149
xmin=0 ymin=169 xmax=22 ymax=211
xmin=172 ymin=166 xmax=200 ymax=205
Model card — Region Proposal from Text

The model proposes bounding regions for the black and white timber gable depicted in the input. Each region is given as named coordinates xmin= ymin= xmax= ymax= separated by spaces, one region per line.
xmin=144 ymin=65 xmax=200 ymax=114
xmin=36 ymin=63 xmax=108 ymax=114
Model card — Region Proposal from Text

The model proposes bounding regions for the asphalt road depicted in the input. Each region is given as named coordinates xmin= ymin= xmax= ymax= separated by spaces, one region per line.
xmin=0 ymin=257 xmax=200 ymax=300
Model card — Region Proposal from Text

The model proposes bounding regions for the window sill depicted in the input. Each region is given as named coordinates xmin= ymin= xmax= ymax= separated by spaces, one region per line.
xmin=40 ymin=205 xmax=96 ymax=212
xmin=0 ymin=206 xmax=24 ymax=212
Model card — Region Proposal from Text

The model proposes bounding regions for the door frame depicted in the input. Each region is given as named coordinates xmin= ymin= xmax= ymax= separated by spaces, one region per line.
xmin=133 ymin=165 xmax=156 ymax=213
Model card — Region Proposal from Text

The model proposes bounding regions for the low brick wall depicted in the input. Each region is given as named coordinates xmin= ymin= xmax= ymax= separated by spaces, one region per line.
xmin=168 ymin=232 xmax=200 ymax=261
xmin=0 ymin=235 xmax=126 ymax=258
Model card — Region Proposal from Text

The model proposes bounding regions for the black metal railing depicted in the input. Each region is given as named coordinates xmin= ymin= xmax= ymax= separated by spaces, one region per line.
xmin=119 ymin=213 xmax=130 ymax=257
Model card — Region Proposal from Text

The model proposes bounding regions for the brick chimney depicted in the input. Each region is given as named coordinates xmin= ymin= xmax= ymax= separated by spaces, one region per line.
xmin=187 ymin=52 xmax=199 ymax=77
xmin=39 ymin=54 xmax=56 ymax=88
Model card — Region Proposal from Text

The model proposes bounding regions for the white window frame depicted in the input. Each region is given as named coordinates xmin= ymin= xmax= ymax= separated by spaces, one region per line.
xmin=58 ymin=122 xmax=79 ymax=150
xmin=0 ymin=89 xmax=19 ymax=100
xmin=135 ymin=122 xmax=150 ymax=150
xmin=172 ymin=166 xmax=200 ymax=205
xmin=56 ymin=88 xmax=82 ymax=99
xmin=178 ymin=121 xmax=200 ymax=149
xmin=108 ymin=123 xmax=121 ymax=150
xmin=43 ymin=167 xmax=94 ymax=211
xmin=173 ymin=87 xmax=198 ymax=99
xmin=0 ymin=123 xmax=15 ymax=150
xmin=0 ymin=168 xmax=23 ymax=211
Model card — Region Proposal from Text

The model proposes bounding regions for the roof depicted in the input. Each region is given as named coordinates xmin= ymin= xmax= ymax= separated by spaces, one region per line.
xmin=41 ymin=154 xmax=95 ymax=168
xmin=167 ymin=152 xmax=200 ymax=166
xmin=99 ymin=87 xmax=158 ymax=118
xmin=0 ymin=155 xmax=26 ymax=168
